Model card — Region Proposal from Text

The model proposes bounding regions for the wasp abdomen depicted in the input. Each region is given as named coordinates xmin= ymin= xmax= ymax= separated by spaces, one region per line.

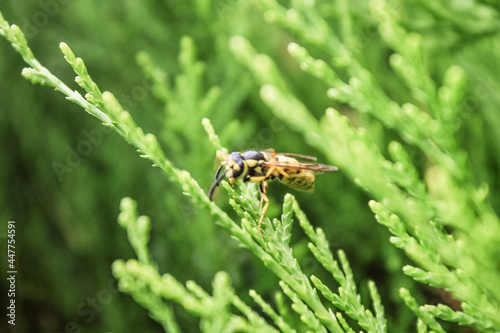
xmin=277 ymin=171 xmax=315 ymax=193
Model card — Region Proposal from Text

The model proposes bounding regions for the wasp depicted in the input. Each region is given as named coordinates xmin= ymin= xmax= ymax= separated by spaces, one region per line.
xmin=208 ymin=149 xmax=338 ymax=234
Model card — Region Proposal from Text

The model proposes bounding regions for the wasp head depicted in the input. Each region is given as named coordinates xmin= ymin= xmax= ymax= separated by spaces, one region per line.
xmin=225 ymin=152 xmax=247 ymax=184
xmin=208 ymin=151 xmax=270 ymax=201
xmin=208 ymin=152 xmax=246 ymax=200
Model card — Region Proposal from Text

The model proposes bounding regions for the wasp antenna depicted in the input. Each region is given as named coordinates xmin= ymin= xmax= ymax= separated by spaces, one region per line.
xmin=214 ymin=163 xmax=225 ymax=180
xmin=208 ymin=168 xmax=227 ymax=201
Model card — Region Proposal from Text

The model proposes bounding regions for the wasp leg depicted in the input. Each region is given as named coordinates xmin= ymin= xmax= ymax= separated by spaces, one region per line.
xmin=263 ymin=166 xmax=276 ymax=179
xmin=248 ymin=167 xmax=276 ymax=183
xmin=263 ymin=165 xmax=291 ymax=179
xmin=248 ymin=175 xmax=270 ymax=182
xmin=275 ymin=168 xmax=291 ymax=178
xmin=258 ymin=181 xmax=269 ymax=235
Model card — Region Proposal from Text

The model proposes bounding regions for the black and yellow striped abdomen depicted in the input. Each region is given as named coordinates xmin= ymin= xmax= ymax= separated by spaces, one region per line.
xmin=274 ymin=156 xmax=315 ymax=193
xmin=276 ymin=169 xmax=315 ymax=193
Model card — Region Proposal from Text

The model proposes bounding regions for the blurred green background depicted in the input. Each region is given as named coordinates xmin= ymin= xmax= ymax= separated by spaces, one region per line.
xmin=1 ymin=0 xmax=500 ymax=332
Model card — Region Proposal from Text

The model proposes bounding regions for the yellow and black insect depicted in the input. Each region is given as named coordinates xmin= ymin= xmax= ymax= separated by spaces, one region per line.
xmin=208 ymin=149 xmax=338 ymax=234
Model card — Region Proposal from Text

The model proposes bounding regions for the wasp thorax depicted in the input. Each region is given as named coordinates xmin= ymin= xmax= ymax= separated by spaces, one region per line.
xmin=241 ymin=150 xmax=266 ymax=161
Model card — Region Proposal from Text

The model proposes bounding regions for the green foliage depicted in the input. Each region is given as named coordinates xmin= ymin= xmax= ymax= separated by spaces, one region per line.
xmin=114 ymin=190 xmax=388 ymax=332
xmin=2 ymin=0 xmax=500 ymax=332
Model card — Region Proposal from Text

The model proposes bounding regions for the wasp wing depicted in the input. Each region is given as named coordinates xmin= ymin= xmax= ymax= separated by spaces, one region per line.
xmin=273 ymin=152 xmax=318 ymax=161
xmin=263 ymin=160 xmax=338 ymax=173
xmin=262 ymin=149 xmax=319 ymax=161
